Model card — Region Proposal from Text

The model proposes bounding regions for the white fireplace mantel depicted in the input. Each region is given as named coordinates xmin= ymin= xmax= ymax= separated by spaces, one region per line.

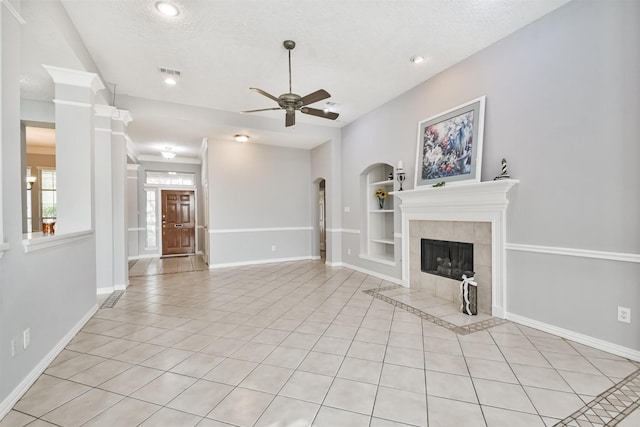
xmin=393 ymin=179 xmax=519 ymax=317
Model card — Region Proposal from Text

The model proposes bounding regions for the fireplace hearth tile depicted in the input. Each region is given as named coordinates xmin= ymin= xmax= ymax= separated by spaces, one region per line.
xmin=363 ymin=286 xmax=507 ymax=336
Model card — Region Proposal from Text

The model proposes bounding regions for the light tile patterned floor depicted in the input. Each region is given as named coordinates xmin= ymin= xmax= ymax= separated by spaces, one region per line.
xmin=1 ymin=261 xmax=638 ymax=426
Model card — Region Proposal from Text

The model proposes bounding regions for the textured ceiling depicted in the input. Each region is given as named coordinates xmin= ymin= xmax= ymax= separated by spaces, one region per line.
xmin=20 ymin=0 xmax=570 ymax=160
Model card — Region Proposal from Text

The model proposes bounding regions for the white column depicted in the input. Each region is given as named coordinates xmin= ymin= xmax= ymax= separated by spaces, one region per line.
xmin=111 ymin=112 xmax=132 ymax=290
xmin=43 ymin=65 xmax=105 ymax=234
xmin=94 ymin=105 xmax=115 ymax=293
xmin=0 ymin=0 xmax=24 ymax=256
xmin=127 ymin=164 xmax=140 ymax=260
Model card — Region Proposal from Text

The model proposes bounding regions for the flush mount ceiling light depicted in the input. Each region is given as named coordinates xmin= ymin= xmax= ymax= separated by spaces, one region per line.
xmin=410 ymin=55 xmax=425 ymax=64
xmin=234 ymin=134 xmax=249 ymax=143
xmin=159 ymin=67 xmax=181 ymax=85
xmin=161 ymin=147 xmax=176 ymax=159
xmin=155 ymin=1 xmax=179 ymax=16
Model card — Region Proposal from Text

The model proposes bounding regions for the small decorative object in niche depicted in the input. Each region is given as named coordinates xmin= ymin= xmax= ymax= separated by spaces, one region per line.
xmin=396 ymin=160 xmax=406 ymax=191
xmin=387 ymin=172 xmax=393 ymax=181
xmin=415 ymin=96 xmax=485 ymax=188
xmin=432 ymin=181 xmax=445 ymax=188
xmin=459 ymin=274 xmax=478 ymax=315
xmin=374 ymin=188 xmax=388 ymax=209
xmin=42 ymin=219 xmax=55 ymax=235
xmin=494 ymin=158 xmax=510 ymax=180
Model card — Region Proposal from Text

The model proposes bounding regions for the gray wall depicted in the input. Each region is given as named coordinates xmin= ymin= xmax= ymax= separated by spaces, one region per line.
xmin=340 ymin=0 xmax=639 ymax=351
xmin=208 ymin=140 xmax=312 ymax=266
xmin=1 ymin=0 xmax=97 ymax=409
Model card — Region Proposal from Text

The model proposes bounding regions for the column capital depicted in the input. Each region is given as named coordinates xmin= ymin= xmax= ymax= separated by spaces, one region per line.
xmin=43 ymin=65 xmax=105 ymax=94
xmin=95 ymin=105 xmax=133 ymax=125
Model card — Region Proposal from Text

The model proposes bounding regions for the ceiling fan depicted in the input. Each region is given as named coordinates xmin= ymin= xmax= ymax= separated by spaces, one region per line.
xmin=243 ymin=40 xmax=339 ymax=127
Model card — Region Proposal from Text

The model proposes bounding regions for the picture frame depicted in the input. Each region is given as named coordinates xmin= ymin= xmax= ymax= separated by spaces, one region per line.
xmin=414 ymin=96 xmax=486 ymax=188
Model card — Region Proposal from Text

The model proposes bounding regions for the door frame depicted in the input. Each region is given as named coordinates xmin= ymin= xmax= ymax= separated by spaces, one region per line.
xmin=144 ymin=184 xmax=199 ymax=257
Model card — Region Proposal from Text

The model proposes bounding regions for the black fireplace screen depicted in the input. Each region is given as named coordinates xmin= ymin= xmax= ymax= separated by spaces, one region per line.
xmin=421 ymin=239 xmax=473 ymax=280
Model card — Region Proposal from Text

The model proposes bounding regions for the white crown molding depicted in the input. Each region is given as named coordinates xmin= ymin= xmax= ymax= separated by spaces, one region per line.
xmin=506 ymin=243 xmax=640 ymax=264
xmin=210 ymin=227 xmax=313 ymax=234
xmin=506 ymin=312 xmax=640 ymax=362
xmin=127 ymin=164 xmax=140 ymax=171
xmin=42 ymin=65 xmax=105 ymax=93
xmin=1 ymin=0 xmax=25 ymax=24
xmin=94 ymin=104 xmax=116 ymax=117
xmin=52 ymin=99 xmax=92 ymax=108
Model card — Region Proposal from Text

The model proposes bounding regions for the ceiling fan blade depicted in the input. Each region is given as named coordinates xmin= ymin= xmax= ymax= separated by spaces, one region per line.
xmin=299 ymin=89 xmax=331 ymax=106
xmin=242 ymin=107 xmax=283 ymax=113
xmin=250 ymin=87 xmax=280 ymax=103
xmin=300 ymin=107 xmax=339 ymax=120
xmin=285 ymin=110 xmax=295 ymax=127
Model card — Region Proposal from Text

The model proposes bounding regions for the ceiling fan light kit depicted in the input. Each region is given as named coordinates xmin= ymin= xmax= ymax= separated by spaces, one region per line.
xmin=234 ymin=134 xmax=249 ymax=143
xmin=244 ymin=40 xmax=339 ymax=127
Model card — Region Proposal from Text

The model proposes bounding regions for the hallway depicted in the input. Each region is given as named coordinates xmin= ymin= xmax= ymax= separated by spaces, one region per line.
xmin=2 ymin=261 xmax=638 ymax=426
xmin=128 ymin=255 xmax=208 ymax=277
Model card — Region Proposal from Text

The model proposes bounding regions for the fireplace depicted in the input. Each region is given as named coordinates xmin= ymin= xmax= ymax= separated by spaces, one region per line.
xmin=421 ymin=239 xmax=474 ymax=281
xmin=394 ymin=179 xmax=518 ymax=318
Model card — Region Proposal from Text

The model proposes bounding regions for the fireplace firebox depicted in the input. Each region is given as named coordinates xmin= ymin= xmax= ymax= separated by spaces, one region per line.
xmin=421 ymin=238 xmax=473 ymax=281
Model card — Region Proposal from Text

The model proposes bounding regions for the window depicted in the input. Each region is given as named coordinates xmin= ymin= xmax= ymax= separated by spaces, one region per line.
xmin=41 ymin=169 xmax=57 ymax=220
xmin=145 ymin=190 xmax=157 ymax=249
xmin=146 ymin=171 xmax=194 ymax=186
xmin=26 ymin=167 xmax=33 ymax=232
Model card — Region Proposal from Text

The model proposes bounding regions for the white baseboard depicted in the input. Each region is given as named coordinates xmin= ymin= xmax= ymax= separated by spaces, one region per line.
xmin=339 ymin=262 xmax=405 ymax=286
xmin=506 ymin=312 xmax=640 ymax=362
xmin=96 ymin=287 xmax=113 ymax=295
xmin=114 ymin=283 xmax=127 ymax=291
xmin=0 ymin=304 xmax=98 ymax=420
xmin=210 ymin=256 xmax=315 ymax=269
xmin=127 ymin=253 xmax=159 ymax=261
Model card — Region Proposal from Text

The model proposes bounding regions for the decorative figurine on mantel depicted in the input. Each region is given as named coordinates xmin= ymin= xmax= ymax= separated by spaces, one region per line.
xmin=494 ymin=158 xmax=510 ymax=180
xmin=396 ymin=160 xmax=406 ymax=191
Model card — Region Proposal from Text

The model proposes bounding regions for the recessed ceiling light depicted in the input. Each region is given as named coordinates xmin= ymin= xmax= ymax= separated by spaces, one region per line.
xmin=234 ymin=134 xmax=249 ymax=143
xmin=155 ymin=1 xmax=179 ymax=17
xmin=410 ymin=55 xmax=425 ymax=64
xmin=164 ymin=77 xmax=177 ymax=85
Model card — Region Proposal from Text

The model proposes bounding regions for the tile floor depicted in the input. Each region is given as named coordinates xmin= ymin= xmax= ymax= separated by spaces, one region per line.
xmin=128 ymin=255 xmax=208 ymax=277
xmin=1 ymin=261 xmax=638 ymax=427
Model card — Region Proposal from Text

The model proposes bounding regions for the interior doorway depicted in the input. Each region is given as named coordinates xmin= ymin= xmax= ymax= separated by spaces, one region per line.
xmin=318 ymin=180 xmax=326 ymax=261
xmin=161 ymin=190 xmax=195 ymax=256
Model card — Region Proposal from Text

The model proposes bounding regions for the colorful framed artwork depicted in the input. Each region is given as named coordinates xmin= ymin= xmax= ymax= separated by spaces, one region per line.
xmin=414 ymin=96 xmax=486 ymax=188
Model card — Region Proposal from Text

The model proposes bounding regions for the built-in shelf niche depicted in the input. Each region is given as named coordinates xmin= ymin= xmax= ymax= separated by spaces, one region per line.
xmin=362 ymin=163 xmax=395 ymax=265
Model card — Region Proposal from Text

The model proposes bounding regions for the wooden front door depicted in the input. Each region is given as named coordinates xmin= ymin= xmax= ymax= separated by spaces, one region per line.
xmin=162 ymin=190 xmax=195 ymax=255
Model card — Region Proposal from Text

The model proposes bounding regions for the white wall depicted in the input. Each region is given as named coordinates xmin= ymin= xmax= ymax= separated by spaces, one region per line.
xmin=208 ymin=139 xmax=313 ymax=267
xmin=339 ymin=0 xmax=639 ymax=353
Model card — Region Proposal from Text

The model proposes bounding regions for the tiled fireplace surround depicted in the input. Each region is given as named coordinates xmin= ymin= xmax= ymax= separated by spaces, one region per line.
xmin=395 ymin=179 xmax=518 ymax=318
xmin=409 ymin=220 xmax=493 ymax=314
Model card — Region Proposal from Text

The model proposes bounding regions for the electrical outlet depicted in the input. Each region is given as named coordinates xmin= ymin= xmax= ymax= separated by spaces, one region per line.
xmin=10 ymin=339 xmax=16 ymax=358
xmin=347 ymin=248 xmax=351 ymax=255
xmin=271 ymin=245 xmax=276 ymax=252
xmin=23 ymin=328 xmax=30 ymax=349
xmin=344 ymin=206 xmax=350 ymax=213
xmin=617 ymin=307 xmax=631 ymax=324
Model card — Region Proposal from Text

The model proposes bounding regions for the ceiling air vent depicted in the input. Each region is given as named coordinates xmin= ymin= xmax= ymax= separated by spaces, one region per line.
xmin=159 ymin=67 xmax=181 ymax=76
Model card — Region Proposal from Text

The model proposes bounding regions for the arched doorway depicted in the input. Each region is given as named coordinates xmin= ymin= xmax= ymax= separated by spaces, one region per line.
xmin=318 ymin=179 xmax=326 ymax=261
